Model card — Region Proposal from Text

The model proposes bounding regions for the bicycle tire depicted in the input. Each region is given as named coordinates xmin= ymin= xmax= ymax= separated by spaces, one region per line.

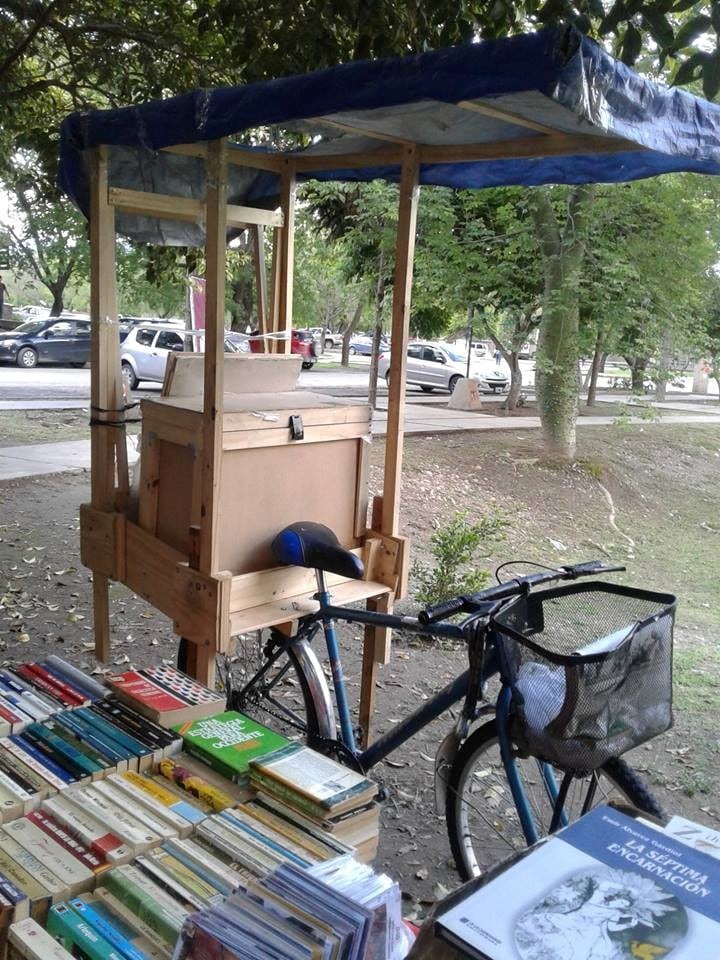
xmin=445 ymin=718 xmax=663 ymax=881
xmin=224 ymin=631 xmax=334 ymax=742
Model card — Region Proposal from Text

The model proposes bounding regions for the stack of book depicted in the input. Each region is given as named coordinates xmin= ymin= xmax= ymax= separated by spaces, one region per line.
xmin=248 ymin=742 xmax=381 ymax=862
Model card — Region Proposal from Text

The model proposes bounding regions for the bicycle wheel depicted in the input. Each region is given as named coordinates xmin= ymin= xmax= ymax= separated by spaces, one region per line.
xmin=446 ymin=718 xmax=663 ymax=881
xmin=220 ymin=630 xmax=335 ymax=742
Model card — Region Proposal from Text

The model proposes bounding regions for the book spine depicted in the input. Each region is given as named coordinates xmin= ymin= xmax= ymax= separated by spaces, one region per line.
xmin=0 ymin=738 xmax=68 ymax=790
xmin=75 ymin=708 xmax=151 ymax=767
xmin=27 ymin=722 xmax=102 ymax=777
xmin=218 ymin=809 xmax=311 ymax=867
xmin=0 ymin=746 xmax=51 ymax=797
xmin=142 ymin=850 xmax=225 ymax=906
xmin=116 ymin=771 xmax=205 ymax=825
xmin=134 ymin=855 xmax=207 ymax=911
xmin=91 ymin=701 xmax=175 ymax=756
xmin=31 ymin=664 xmax=92 ymax=705
xmin=0 ymin=688 xmax=44 ymax=724
xmin=26 ymin=810 xmax=106 ymax=873
xmin=54 ymin=712 xmax=130 ymax=768
xmin=0 ymin=869 xmax=29 ymax=915
xmin=69 ymin=897 xmax=149 ymax=960
xmin=14 ymin=665 xmax=71 ymax=707
xmin=22 ymin=664 xmax=88 ymax=707
xmin=181 ymin=739 xmax=240 ymax=784
xmin=91 ymin=887 xmax=174 ymax=960
xmin=0 ymin=845 xmax=50 ymax=916
xmin=0 ymin=673 xmax=55 ymax=718
xmin=249 ymin=766 xmax=330 ymax=819
xmin=41 ymin=795 xmax=131 ymax=863
xmin=156 ymin=758 xmax=233 ymax=812
xmin=42 ymin=719 xmax=111 ymax=773
xmin=161 ymin=839 xmax=237 ymax=898
xmin=100 ymin=866 xmax=187 ymax=947
xmin=11 ymin=733 xmax=77 ymax=784
xmin=2 ymin=817 xmax=95 ymax=890
xmin=107 ymin=774 xmax=195 ymax=836
xmin=47 ymin=902 xmax=126 ymax=960
xmin=0 ymin=701 xmax=24 ymax=727
xmin=0 ymin=766 xmax=33 ymax=802
xmin=8 ymin=916 xmax=76 ymax=960
xmin=91 ymin=781 xmax=178 ymax=841
xmin=44 ymin=656 xmax=108 ymax=700
xmin=68 ymin=786 xmax=160 ymax=851
xmin=0 ymin=831 xmax=67 ymax=898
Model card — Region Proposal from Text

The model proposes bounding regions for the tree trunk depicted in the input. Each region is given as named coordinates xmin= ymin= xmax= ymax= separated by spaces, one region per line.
xmin=341 ymin=300 xmax=364 ymax=366
xmin=586 ymin=333 xmax=604 ymax=407
xmin=367 ymin=323 xmax=383 ymax=409
xmin=654 ymin=329 xmax=673 ymax=402
xmin=49 ymin=288 xmax=64 ymax=316
xmin=530 ymin=185 xmax=594 ymax=461
xmin=628 ymin=357 xmax=648 ymax=393
xmin=504 ymin=353 xmax=523 ymax=410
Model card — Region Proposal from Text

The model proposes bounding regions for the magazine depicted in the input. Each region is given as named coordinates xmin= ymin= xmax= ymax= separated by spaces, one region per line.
xmin=435 ymin=805 xmax=720 ymax=960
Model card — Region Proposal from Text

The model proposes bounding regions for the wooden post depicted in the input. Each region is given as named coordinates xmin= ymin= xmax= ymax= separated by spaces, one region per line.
xmin=382 ymin=144 xmax=420 ymax=537
xmin=275 ymin=162 xmax=296 ymax=355
xmin=198 ymin=139 xmax=228 ymax=579
xmin=252 ymin=225 xmax=268 ymax=333
xmin=89 ymin=145 xmax=124 ymax=663
xmin=360 ymin=147 xmax=419 ymax=744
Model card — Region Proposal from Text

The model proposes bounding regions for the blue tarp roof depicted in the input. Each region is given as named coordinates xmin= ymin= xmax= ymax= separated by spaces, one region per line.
xmin=59 ymin=25 xmax=720 ymax=245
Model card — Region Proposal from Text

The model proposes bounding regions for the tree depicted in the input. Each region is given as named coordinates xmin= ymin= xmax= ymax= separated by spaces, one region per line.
xmin=2 ymin=173 xmax=89 ymax=315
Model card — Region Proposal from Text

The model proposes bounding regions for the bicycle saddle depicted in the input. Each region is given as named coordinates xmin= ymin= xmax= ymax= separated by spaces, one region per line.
xmin=272 ymin=522 xmax=365 ymax=580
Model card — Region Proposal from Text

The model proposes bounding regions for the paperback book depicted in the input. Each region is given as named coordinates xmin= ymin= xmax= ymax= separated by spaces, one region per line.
xmin=435 ymin=804 xmax=720 ymax=960
xmin=106 ymin=669 xmax=225 ymax=726
xmin=172 ymin=711 xmax=289 ymax=786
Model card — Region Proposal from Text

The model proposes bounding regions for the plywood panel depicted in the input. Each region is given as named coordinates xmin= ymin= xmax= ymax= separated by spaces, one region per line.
xmin=216 ymin=438 xmax=361 ymax=573
xmin=163 ymin=354 xmax=302 ymax=398
xmin=155 ymin=440 xmax=196 ymax=555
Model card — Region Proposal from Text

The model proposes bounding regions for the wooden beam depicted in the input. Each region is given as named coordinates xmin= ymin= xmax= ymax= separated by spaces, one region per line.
xmin=292 ymin=145 xmax=403 ymax=173
xmin=253 ymin=225 xmax=268 ymax=333
xmin=306 ymin=115 xmax=413 ymax=145
xmin=198 ymin=140 xmax=228 ymax=575
xmin=275 ymin=162 xmax=296 ymax=355
xmin=267 ymin=227 xmax=281 ymax=346
xmin=162 ymin=143 xmax=284 ymax=172
xmin=420 ymin=132 xmax=640 ymax=165
xmin=108 ymin=187 xmax=282 ymax=229
xmin=457 ymin=99 xmax=561 ymax=135
xmin=382 ymin=144 xmax=419 ymax=537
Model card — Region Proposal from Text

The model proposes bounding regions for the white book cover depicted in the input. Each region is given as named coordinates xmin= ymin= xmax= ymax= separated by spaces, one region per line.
xmin=436 ymin=805 xmax=719 ymax=960
xmin=664 ymin=815 xmax=720 ymax=860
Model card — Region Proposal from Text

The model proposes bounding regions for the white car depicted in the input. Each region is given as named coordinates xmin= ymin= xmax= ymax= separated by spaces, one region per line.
xmin=120 ymin=322 xmax=186 ymax=389
xmin=378 ymin=340 xmax=510 ymax=393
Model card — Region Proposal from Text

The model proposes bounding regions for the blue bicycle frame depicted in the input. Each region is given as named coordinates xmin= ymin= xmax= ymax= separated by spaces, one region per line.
xmin=310 ymin=570 xmax=568 ymax=843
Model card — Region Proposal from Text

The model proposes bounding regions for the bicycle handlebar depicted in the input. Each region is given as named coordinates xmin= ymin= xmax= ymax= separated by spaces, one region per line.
xmin=418 ymin=560 xmax=625 ymax=625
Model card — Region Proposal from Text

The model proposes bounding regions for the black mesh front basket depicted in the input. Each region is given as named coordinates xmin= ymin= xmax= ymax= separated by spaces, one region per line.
xmin=491 ymin=581 xmax=676 ymax=771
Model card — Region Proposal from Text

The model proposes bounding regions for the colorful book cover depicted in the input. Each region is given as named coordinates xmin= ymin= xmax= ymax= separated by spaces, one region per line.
xmin=114 ymin=771 xmax=205 ymax=826
xmin=40 ymin=795 xmax=131 ymax=863
xmin=249 ymin=741 xmax=378 ymax=814
xmin=68 ymin=897 xmax=148 ymax=960
xmin=47 ymin=902 xmax=126 ymax=960
xmin=100 ymin=865 xmax=188 ymax=947
xmin=106 ymin=673 xmax=189 ymax=713
xmin=435 ymin=805 xmax=720 ymax=960
xmin=26 ymin=810 xmax=106 ymax=873
xmin=141 ymin=665 xmax=223 ymax=706
xmin=156 ymin=757 xmax=233 ymax=812
xmin=172 ymin=711 xmax=289 ymax=784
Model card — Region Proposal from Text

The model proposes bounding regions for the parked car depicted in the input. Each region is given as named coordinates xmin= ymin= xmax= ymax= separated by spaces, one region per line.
xmin=0 ymin=315 xmax=91 ymax=368
xmin=308 ymin=327 xmax=343 ymax=350
xmin=14 ymin=304 xmax=51 ymax=323
xmin=118 ymin=315 xmax=184 ymax=342
xmin=348 ymin=334 xmax=390 ymax=356
xmin=378 ymin=340 xmax=510 ymax=393
xmin=249 ymin=328 xmax=318 ymax=369
xmin=121 ymin=322 xmax=250 ymax=389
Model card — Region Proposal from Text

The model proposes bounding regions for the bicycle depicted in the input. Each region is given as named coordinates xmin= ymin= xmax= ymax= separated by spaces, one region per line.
xmin=224 ymin=521 xmax=675 ymax=881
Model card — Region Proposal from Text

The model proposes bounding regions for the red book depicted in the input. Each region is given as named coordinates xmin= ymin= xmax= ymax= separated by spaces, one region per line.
xmin=26 ymin=810 xmax=106 ymax=872
xmin=0 ymin=701 xmax=24 ymax=726
xmin=29 ymin=663 xmax=89 ymax=706
xmin=105 ymin=671 xmax=224 ymax=725
xmin=106 ymin=671 xmax=188 ymax=712
xmin=14 ymin=664 xmax=73 ymax=706
xmin=23 ymin=664 xmax=88 ymax=706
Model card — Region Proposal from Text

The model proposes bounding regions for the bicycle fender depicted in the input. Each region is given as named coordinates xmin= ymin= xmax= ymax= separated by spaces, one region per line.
xmin=434 ymin=728 xmax=463 ymax=816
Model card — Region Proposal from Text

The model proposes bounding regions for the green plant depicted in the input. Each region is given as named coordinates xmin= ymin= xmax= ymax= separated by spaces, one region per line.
xmin=412 ymin=508 xmax=508 ymax=608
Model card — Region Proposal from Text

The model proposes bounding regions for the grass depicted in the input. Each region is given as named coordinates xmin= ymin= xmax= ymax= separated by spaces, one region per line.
xmin=0 ymin=410 xmax=141 ymax=447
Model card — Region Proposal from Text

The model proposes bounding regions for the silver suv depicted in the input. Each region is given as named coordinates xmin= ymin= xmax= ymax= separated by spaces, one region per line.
xmin=378 ymin=340 xmax=510 ymax=393
xmin=120 ymin=323 xmax=186 ymax=390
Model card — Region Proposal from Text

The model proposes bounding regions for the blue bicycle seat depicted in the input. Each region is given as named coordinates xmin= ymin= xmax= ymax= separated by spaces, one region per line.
xmin=272 ymin=522 xmax=365 ymax=580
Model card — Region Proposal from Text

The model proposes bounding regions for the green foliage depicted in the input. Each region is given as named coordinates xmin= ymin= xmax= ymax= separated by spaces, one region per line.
xmin=412 ymin=508 xmax=508 ymax=608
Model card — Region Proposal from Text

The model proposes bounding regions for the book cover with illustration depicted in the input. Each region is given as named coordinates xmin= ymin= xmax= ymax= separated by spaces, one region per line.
xmin=436 ymin=805 xmax=719 ymax=960
xmin=172 ymin=712 xmax=289 ymax=785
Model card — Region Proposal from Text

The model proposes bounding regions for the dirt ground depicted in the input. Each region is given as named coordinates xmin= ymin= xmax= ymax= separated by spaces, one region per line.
xmin=0 ymin=420 xmax=719 ymax=918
